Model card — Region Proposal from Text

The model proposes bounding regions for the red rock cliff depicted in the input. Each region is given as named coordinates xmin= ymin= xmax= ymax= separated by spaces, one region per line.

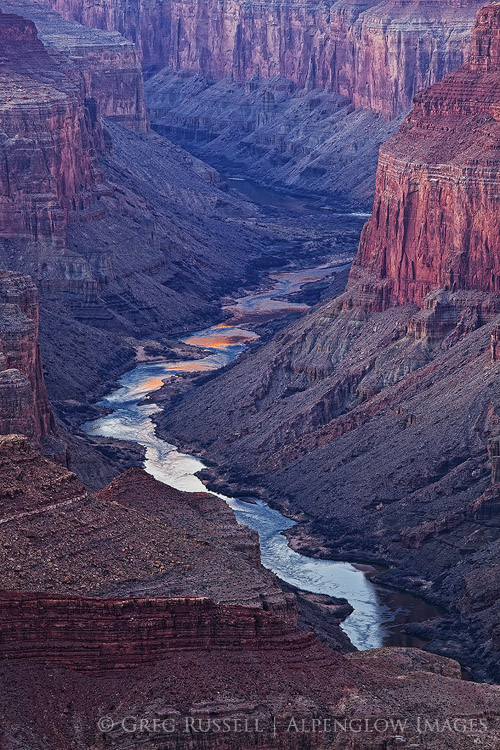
xmin=0 ymin=3 xmax=146 ymax=300
xmin=0 ymin=9 xmax=101 ymax=245
xmin=0 ymin=591 xmax=312 ymax=670
xmin=350 ymin=1 xmax=500 ymax=310
xmin=0 ymin=0 xmax=147 ymax=132
xmin=41 ymin=0 xmax=483 ymax=120
xmin=0 ymin=274 xmax=56 ymax=444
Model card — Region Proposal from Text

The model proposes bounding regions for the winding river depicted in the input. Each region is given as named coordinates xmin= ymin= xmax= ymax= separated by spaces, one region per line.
xmin=84 ymin=258 xmax=441 ymax=652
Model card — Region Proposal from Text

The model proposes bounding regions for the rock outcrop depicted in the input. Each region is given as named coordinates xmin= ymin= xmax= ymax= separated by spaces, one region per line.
xmin=159 ymin=4 xmax=500 ymax=681
xmin=0 ymin=8 xmax=103 ymax=249
xmin=2 ymin=587 xmax=500 ymax=748
xmin=0 ymin=439 xmax=294 ymax=619
xmin=0 ymin=273 xmax=56 ymax=446
xmin=0 ymin=592 xmax=312 ymax=670
xmin=351 ymin=1 xmax=500 ymax=310
xmin=42 ymin=0 xmax=482 ymax=119
xmin=1 ymin=0 xmax=148 ymax=132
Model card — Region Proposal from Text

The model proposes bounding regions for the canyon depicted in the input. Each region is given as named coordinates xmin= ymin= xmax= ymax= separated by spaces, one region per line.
xmin=1 ymin=0 xmax=344 ymax=486
xmin=1 ymin=0 xmax=500 ymax=746
xmin=39 ymin=0 xmax=487 ymax=202
xmin=41 ymin=0 xmax=482 ymax=117
xmin=2 ymin=384 xmax=499 ymax=747
xmin=159 ymin=2 xmax=500 ymax=683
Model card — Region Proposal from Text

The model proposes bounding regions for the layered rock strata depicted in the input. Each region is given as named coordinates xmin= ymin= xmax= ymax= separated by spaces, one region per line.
xmin=146 ymin=71 xmax=398 ymax=207
xmin=42 ymin=0 xmax=482 ymax=119
xmin=0 ymin=274 xmax=56 ymax=445
xmin=1 ymin=0 xmax=148 ymax=132
xmin=0 ymin=8 xmax=103 ymax=248
xmin=351 ymin=0 xmax=500 ymax=310
xmin=1 ymin=587 xmax=500 ymax=748
xmin=0 ymin=592 xmax=312 ymax=670
xmin=39 ymin=0 xmax=486 ymax=200
xmin=159 ymin=4 xmax=500 ymax=680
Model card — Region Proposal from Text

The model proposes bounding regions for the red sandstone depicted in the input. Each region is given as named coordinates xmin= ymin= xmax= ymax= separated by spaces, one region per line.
xmin=41 ymin=0 xmax=483 ymax=120
xmin=351 ymin=2 xmax=500 ymax=310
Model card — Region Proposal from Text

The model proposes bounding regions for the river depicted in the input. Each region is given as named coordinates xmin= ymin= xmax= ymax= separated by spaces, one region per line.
xmin=84 ymin=256 xmax=441 ymax=652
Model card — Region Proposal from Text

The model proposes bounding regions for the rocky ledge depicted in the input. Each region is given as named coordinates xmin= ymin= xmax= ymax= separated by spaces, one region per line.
xmin=0 ymin=437 xmax=294 ymax=620
xmin=0 ymin=273 xmax=57 ymax=449
xmin=1 ymin=586 xmax=500 ymax=747
xmin=158 ymin=4 xmax=500 ymax=681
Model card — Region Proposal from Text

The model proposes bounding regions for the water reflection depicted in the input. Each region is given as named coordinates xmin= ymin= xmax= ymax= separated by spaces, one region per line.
xmin=84 ymin=263 xmax=440 ymax=651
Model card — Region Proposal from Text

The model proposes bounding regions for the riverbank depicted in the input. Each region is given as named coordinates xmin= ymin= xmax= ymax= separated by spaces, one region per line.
xmin=82 ymin=254 xmax=445 ymax=654
xmin=55 ymin=175 xmax=363 ymax=491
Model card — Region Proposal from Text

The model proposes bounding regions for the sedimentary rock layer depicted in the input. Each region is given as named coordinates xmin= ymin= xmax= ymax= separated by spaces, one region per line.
xmin=0 ymin=274 xmax=55 ymax=445
xmin=146 ymin=70 xmax=398 ymax=207
xmin=1 ymin=588 xmax=500 ymax=748
xmin=0 ymin=8 xmax=102 ymax=246
xmin=0 ymin=592 xmax=311 ymax=670
xmin=352 ymin=1 xmax=500 ymax=309
xmin=41 ymin=0 xmax=483 ymax=120
xmin=1 ymin=0 xmax=148 ymax=132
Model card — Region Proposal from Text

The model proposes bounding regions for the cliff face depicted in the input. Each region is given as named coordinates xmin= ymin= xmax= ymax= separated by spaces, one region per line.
xmin=0 ymin=0 xmax=151 ymax=317
xmin=2 ymin=589 xmax=500 ymax=749
xmin=0 ymin=9 xmax=102 ymax=247
xmin=42 ymin=0 xmax=482 ymax=120
xmin=0 ymin=274 xmax=56 ymax=445
xmin=0 ymin=592 xmax=311 ymax=670
xmin=351 ymin=2 xmax=500 ymax=310
xmin=159 ymin=5 xmax=500 ymax=681
xmin=1 ymin=0 xmax=148 ymax=132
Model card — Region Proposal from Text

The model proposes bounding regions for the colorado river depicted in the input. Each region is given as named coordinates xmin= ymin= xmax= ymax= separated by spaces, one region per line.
xmin=84 ymin=259 xmax=441 ymax=651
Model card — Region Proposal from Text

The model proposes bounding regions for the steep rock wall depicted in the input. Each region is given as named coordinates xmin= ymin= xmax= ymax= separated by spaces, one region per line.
xmin=0 ymin=9 xmax=101 ymax=246
xmin=0 ymin=592 xmax=312 ymax=670
xmin=42 ymin=0 xmax=483 ymax=119
xmin=351 ymin=2 xmax=500 ymax=309
xmin=1 ymin=0 xmax=148 ymax=132
xmin=0 ymin=3 xmax=147 ymax=304
xmin=0 ymin=275 xmax=56 ymax=444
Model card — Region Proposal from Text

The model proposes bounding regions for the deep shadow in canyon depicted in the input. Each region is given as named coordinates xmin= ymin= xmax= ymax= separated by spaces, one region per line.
xmin=1 ymin=0 xmax=500 ymax=747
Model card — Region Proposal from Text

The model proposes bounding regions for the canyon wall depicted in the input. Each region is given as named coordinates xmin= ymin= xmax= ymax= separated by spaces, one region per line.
xmin=42 ymin=0 xmax=483 ymax=120
xmin=351 ymin=1 xmax=500 ymax=310
xmin=1 ymin=0 xmax=148 ymax=132
xmin=0 ymin=274 xmax=56 ymax=445
xmin=0 ymin=1 xmax=149 ymax=308
xmin=0 ymin=2 xmax=146 ymax=249
xmin=159 ymin=4 xmax=500 ymax=680
xmin=0 ymin=8 xmax=102 ymax=247
xmin=0 ymin=592 xmax=312 ymax=670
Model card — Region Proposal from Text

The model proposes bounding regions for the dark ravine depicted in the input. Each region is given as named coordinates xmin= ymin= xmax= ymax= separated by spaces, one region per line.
xmin=157 ymin=3 xmax=500 ymax=682
xmin=84 ymin=252 xmax=445 ymax=655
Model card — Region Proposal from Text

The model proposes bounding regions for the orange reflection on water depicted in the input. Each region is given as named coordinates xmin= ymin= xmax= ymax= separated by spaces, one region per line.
xmin=140 ymin=377 xmax=170 ymax=391
xmin=186 ymin=335 xmax=249 ymax=348
xmin=168 ymin=360 xmax=220 ymax=373
xmin=184 ymin=325 xmax=258 ymax=350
